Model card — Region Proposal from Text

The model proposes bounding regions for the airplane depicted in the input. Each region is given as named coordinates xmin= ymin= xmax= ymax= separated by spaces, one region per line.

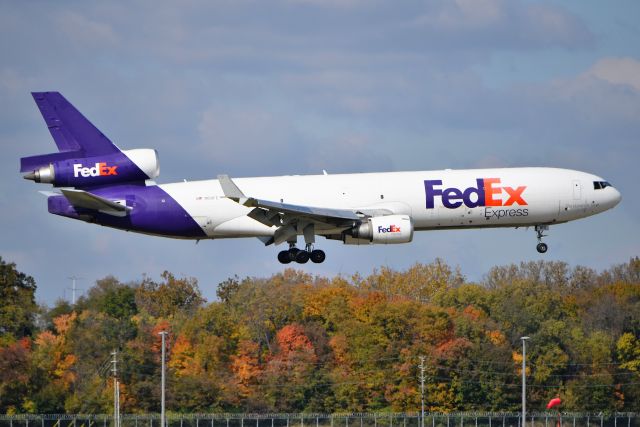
xmin=21 ymin=92 xmax=622 ymax=264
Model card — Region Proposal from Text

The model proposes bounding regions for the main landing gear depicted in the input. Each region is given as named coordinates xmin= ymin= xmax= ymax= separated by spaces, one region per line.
xmin=277 ymin=223 xmax=326 ymax=264
xmin=535 ymin=225 xmax=549 ymax=254
xmin=278 ymin=243 xmax=326 ymax=264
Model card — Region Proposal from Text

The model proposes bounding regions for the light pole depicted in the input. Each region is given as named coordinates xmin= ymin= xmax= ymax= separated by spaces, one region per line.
xmin=419 ymin=356 xmax=425 ymax=427
xmin=111 ymin=350 xmax=118 ymax=427
xmin=521 ymin=336 xmax=530 ymax=427
xmin=159 ymin=331 xmax=168 ymax=427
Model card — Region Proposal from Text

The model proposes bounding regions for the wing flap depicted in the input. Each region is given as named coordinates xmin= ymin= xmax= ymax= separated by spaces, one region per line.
xmin=61 ymin=188 xmax=129 ymax=217
xmin=246 ymin=198 xmax=361 ymax=224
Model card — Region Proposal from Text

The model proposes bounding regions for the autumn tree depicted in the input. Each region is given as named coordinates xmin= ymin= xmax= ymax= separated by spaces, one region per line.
xmin=3 ymin=259 xmax=640 ymax=413
xmin=261 ymin=324 xmax=319 ymax=412
xmin=357 ymin=259 xmax=465 ymax=302
xmin=0 ymin=338 xmax=31 ymax=413
xmin=29 ymin=313 xmax=78 ymax=413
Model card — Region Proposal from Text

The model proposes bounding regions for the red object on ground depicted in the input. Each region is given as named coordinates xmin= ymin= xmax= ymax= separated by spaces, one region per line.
xmin=547 ymin=397 xmax=562 ymax=409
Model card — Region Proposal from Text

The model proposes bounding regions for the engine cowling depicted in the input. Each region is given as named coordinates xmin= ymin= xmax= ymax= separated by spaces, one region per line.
xmin=24 ymin=148 xmax=159 ymax=187
xmin=346 ymin=215 xmax=414 ymax=244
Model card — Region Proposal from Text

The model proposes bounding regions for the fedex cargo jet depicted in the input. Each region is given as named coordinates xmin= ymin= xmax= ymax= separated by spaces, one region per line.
xmin=21 ymin=92 xmax=621 ymax=264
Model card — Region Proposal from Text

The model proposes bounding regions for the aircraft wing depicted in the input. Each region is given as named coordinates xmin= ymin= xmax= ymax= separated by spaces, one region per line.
xmin=218 ymin=175 xmax=363 ymax=244
xmin=245 ymin=198 xmax=361 ymax=222
xmin=61 ymin=188 xmax=130 ymax=217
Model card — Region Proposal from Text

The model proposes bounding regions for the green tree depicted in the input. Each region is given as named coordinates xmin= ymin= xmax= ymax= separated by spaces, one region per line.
xmin=0 ymin=257 xmax=37 ymax=341
xmin=135 ymin=272 xmax=204 ymax=318
xmin=77 ymin=276 xmax=138 ymax=320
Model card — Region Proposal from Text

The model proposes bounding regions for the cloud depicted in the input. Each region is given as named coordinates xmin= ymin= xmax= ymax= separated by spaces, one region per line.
xmin=419 ymin=0 xmax=505 ymax=31
xmin=587 ymin=57 xmax=640 ymax=91
xmin=55 ymin=11 xmax=119 ymax=48
xmin=409 ymin=0 xmax=593 ymax=50
xmin=0 ymin=68 xmax=36 ymax=95
xmin=521 ymin=57 xmax=640 ymax=139
xmin=197 ymin=105 xmax=295 ymax=170
xmin=284 ymin=0 xmax=371 ymax=8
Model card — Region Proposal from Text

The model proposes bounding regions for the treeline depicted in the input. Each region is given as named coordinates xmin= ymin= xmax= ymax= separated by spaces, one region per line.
xmin=0 ymin=256 xmax=639 ymax=414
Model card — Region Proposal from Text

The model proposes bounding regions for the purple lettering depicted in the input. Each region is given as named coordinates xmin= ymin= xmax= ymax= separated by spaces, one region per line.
xmin=442 ymin=187 xmax=463 ymax=208
xmin=424 ymin=180 xmax=443 ymax=209
xmin=462 ymin=178 xmax=485 ymax=208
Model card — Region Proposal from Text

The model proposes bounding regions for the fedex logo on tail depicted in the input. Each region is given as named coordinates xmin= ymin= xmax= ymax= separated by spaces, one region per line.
xmin=73 ymin=162 xmax=118 ymax=178
xmin=424 ymin=178 xmax=527 ymax=209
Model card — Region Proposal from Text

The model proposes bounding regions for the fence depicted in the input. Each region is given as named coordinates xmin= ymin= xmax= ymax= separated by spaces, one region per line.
xmin=0 ymin=413 xmax=638 ymax=427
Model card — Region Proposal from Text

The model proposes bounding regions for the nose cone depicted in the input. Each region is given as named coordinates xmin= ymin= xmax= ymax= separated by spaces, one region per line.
xmin=610 ymin=187 xmax=622 ymax=207
xmin=604 ymin=186 xmax=622 ymax=210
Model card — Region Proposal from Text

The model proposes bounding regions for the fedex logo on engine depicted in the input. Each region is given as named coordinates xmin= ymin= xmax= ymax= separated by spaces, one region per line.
xmin=378 ymin=224 xmax=401 ymax=233
xmin=424 ymin=178 xmax=527 ymax=209
xmin=73 ymin=162 xmax=118 ymax=178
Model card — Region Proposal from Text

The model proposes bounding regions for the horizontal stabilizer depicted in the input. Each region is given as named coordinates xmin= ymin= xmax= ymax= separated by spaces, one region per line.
xmin=61 ymin=188 xmax=129 ymax=217
xmin=20 ymin=150 xmax=81 ymax=173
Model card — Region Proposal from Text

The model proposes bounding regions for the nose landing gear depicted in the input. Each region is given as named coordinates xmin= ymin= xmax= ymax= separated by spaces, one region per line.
xmin=535 ymin=225 xmax=549 ymax=253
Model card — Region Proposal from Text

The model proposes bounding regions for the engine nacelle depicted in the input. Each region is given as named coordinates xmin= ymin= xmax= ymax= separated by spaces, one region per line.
xmin=346 ymin=215 xmax=414 ymax=244
xmin=24 ymin=149 xmax=159 ymax=187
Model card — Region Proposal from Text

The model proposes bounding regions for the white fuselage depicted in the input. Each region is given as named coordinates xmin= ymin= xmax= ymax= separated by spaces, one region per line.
xmin=23 ymin=93 xmax=622 ymax=258
xmin=158 ymin=167 xmax=621 ymax=239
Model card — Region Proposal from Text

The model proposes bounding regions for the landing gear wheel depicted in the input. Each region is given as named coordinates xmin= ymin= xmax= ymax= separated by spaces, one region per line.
xmin=310 ymin=249 xmax=326 ymax=264
xmin=295 ymin=250 xmax=310 ymax=264
xmin=278 ymin=250 xmax=292 ymax=264
xmin=288 ymin=247 xmax=300 ymax=257
xmin=536 ymin=242 xmax=548 ymax=254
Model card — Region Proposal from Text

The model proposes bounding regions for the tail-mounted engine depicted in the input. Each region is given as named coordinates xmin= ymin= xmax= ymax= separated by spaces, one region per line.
xmin=23 ymin=149 xmax=159 ymax=187
xmin=345 ymin=215 xmax=414 ymax=244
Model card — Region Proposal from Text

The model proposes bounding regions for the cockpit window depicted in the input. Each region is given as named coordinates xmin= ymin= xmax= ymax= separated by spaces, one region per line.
xmin=593 ymin=181 xmax=612 ymax=190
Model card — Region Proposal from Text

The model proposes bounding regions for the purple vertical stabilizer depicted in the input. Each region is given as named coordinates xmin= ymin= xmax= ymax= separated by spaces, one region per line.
xmin=21 ymin=92 xmax=157 ymax=188
xmin=21 ymin=92 xmax=120 ymax=172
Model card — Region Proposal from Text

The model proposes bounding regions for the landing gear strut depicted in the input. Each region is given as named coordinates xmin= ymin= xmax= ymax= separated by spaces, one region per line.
xmin=535 ymin=225 xmax=549 ymax=254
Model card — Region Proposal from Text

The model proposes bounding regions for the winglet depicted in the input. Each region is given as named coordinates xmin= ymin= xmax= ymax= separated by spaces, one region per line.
xmin=217 ymin=174 xmax=248 ymax=204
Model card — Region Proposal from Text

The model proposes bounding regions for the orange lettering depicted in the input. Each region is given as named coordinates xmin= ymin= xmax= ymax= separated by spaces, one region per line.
xmin=483 ymin=178 xmax=502 ymax=206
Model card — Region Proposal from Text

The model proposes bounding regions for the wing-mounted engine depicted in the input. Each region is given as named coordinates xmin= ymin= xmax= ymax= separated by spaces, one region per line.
xmin=345 ymin=214 xmax=414 ymax=244
xmin=23 ymin=148 xmax=159 ymax=187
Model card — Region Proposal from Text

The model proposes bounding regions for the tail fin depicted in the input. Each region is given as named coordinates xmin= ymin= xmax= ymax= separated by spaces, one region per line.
xmin=20 ymin=92 xmax=120 ymax=172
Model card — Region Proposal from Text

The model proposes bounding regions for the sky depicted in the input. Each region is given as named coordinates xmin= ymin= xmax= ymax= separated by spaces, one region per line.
xmin=1 ymin=0 xmax=638 ymax=305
